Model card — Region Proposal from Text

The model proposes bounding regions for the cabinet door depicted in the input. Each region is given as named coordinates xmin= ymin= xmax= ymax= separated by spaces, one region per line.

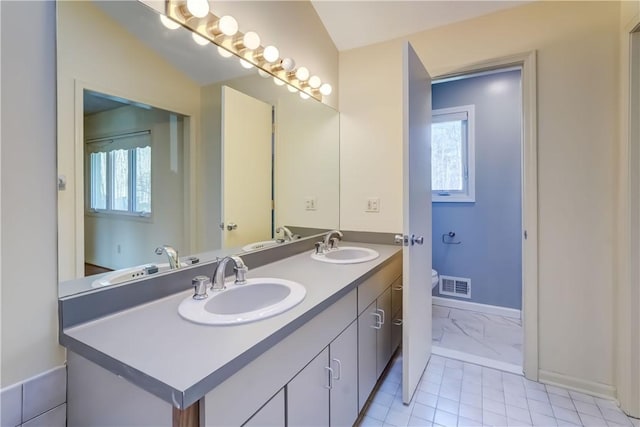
xmin=376 ymin=287 xmax=393 ymax=377
xmin=329 ymin=321 xmax=358 ymax=427
xmin=358 ymin=300 xmax=378 ymax=411
xmin=243 ymin=388 xmax=285 ymax=427
xmin=287 ymin=347 xmax=330 ymax=427
xmin=391 ymin=309 xmax=402 ymax=354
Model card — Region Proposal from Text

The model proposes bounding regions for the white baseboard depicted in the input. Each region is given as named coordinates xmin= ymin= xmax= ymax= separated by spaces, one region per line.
xmin=538 ymin=369 xmax=617 ymax=401
xmin=432 ymin=296 xmax=521 ymax=319
xmin=432 ymin=345 xmax=523 ymax=375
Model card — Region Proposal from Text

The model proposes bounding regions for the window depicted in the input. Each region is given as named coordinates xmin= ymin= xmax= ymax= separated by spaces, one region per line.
xmin=431 ymin=105 xmax=475 ymax=202
xmin=86 ymin=131 xmax=152 ymax=216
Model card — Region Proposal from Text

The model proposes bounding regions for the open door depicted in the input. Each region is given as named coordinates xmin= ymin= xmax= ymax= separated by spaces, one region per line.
xmin=221 ymin=86 xmax=273 ymax=249
xmin=401 ymin=42 xmax=433 ymax=404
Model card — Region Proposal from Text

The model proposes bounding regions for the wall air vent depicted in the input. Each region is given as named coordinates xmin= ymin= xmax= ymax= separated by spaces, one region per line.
xmin=439 ymin=275 xmax=471 ymax=299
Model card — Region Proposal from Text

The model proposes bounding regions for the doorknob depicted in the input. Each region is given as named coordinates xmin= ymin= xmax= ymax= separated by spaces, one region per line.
xmin=395 ymin=234 xmax=409 ymax=246
xmin=226 ymin=223 xmax=238 ymax=231
xmin=411 ymin=235 xmax=424 ymax=245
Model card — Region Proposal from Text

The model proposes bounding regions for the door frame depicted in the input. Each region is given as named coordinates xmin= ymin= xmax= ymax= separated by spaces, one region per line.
xmin=431 ymin=51 xmax=539 ymax=380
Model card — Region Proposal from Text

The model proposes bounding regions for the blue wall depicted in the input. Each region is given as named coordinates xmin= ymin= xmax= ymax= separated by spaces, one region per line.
xmin=432 ymin=69 xmax=522 ymax=309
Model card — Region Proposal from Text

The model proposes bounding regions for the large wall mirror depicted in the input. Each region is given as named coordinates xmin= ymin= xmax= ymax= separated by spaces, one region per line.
xmin=57 ymin=0 xmax=340 ymax=296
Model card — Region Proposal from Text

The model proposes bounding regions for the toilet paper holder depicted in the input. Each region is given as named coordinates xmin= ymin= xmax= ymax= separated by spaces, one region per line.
xmin=442 ymin=231 xmax=462 ymax=245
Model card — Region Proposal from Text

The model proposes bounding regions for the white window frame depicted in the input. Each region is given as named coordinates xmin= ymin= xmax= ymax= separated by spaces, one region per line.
xmin=85 ymin=130 xmax=152 ymax=218
xmin=431 ymin=104 xmax=476 ymax=203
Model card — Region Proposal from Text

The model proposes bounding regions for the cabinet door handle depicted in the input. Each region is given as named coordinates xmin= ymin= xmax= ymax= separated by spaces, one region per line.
xmin=325 ymin=366 xmax=334 ymax=389
xmin=392 ymin=318 xmax=403 ymax=326
xmin=370 ymin=312 xmax=382 ymax=329
xmin=332 ymin=358 xmax=342 ymax=381
xmin=392 ymin=285 xmax=403 ymax=291
xmin=377 ymin=308 xmax=386 ymax=325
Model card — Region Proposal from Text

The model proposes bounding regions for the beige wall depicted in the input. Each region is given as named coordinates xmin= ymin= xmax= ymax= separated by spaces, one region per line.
xmin=340 ymin=1 xmax=621 ymax=396
xmin=1 ymin=1 xmax=66 ymax=387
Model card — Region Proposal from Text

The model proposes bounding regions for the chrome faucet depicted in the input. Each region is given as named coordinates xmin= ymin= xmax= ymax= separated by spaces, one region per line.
xmin=323 ymin=230 xmax=343 ymax=249
xmin=155 ymin=245 xmax=180 ymax=270
xmin=212 ymin=256 xmax=248 ymax=291
xmin=276 ymin=226 xmax=294 ymax=242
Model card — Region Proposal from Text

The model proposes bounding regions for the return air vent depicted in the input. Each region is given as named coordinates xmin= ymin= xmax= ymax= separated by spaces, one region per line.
xmin=439 ymin=275 xmax=471 ymax=299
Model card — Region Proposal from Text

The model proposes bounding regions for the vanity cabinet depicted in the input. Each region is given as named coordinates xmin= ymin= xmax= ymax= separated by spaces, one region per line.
xmin=356 ymin=257 xmax=403 ymax=411
xmin=243 ymin=389 xmax=285 ymax=427
xmin=287 ymin=321 xmax=358 ymax=427
xmin=391 ymin=277 xmax=403 ymax=353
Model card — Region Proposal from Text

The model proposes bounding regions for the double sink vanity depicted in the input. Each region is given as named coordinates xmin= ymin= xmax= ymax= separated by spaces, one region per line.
xmin=59 ymin=232 xmax=403 ymax=426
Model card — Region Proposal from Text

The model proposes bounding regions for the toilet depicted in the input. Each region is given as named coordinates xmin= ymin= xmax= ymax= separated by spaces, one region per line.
xmin=432 ymin=269 xmax=439 ymax=289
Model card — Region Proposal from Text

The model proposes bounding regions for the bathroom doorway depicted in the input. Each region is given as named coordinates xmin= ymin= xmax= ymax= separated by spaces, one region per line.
xmin=428 ymin=54 xmax=538 ymax=378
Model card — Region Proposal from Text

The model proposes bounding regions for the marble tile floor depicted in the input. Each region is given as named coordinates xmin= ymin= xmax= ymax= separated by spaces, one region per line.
xmin=432 ymin=305 xmax=522 ymax=368
xmin=358 ymin=353 xmax=639 ymax=427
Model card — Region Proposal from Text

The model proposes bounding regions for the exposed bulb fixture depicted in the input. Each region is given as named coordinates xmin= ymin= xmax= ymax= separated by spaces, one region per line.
xmin=186 ymin=0 xmax=209 ymax=18
xmin=308 ymin=75 xmax=322 ymax=89
xmin=273 ymin=77 xmax=285 ymax=86
xmin=217 ymin=15 xmax=238 ymax=37
xmin=281 ymin=57 xmax=296 ymax=72
xmin=299 ymin=92 xmax=310 ymax=100
xmin=217 ymin=46 xmax=233 ymax=58
xmin=192 ymin=32 xmax=209 ymax=46
xmin=160 ymin=15 xmax=180 ymax=30
xmin=240 ymin=58 xmax=254 ymax=69
xmin=262 ymin=46 xmax=279 ymax=63
xmin=258 ymin=69 xmax=271 ymax=79
xmin=320 ymin=83 xmax=333 ymax=96
xmin=235 ymin=31 xmax=261 ymax=51
xmin=287 ymin=84 xmax=298 ymax=93
xmin=295 ymin=67 xmax=310 ymax=82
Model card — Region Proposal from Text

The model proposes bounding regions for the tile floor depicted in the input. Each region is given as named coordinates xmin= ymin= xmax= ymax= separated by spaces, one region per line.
xmin=358 ymin=353 xmax=639 ymax=427
xmin=432 ymin=305 xmax=522 ymax=367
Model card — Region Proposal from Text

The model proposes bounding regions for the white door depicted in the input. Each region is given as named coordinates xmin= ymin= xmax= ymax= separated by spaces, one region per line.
xmin=221 ymin=86 xmax=273 ymax=249
xmin=401 ymin=42 xmax=433 ymax=404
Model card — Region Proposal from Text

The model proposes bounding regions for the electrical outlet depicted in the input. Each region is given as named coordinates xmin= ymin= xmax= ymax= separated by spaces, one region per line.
xmin=366 ymin=198 xmax=380 ymax=213
xmin=305 ymin=196 xmax=317 ymax=211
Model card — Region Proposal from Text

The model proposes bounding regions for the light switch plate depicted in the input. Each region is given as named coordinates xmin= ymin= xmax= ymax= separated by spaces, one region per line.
xmin=366 ymin=198 xmax=380 ymax=213
xmin=304 ymin=197 xmax=317 ymax=211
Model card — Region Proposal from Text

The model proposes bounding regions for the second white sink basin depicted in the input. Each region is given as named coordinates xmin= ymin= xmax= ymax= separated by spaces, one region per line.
xmin=311 ymin=246 xmax=380 ymax=264
xmin=178 ymin=278 xmax=306 ymax=326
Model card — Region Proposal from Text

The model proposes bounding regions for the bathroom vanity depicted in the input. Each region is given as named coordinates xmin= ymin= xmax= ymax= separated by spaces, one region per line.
xmin=60 ymin=240 xmax=402 ymax=426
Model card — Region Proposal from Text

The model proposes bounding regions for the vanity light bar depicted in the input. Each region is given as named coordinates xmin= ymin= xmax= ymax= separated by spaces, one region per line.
xmin=164 ymin=0 xmax=328 ymax=102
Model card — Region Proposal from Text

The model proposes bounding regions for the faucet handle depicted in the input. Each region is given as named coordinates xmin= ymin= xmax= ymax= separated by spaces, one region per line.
xmin=234 ymin=264 xmax=248 ymax=285
xmin=192 ymin=276 xmax=210 ymax=300
xmin=315 ymin=241 xmax=325 ymax=254
xmin=329 ymin=237 xmax=340 ymax=249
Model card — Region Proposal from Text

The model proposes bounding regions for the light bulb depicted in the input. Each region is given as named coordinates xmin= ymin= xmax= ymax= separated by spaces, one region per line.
xmin=295 ymin=67 xmax=310 ymax=82
xmin=186 ymin=0 xmax=209 ymax=18
xmin=320 ymin=83 xmax=332 ymax=96
xmin=243 ymin=32 xmax=261 ymax=50
xmin=258 ymin=69 xmax=270 ymax=78
xmin=240 ymin=59 xmax=254 ymax=69
xmin=218 ymin=15 xmax=238 ymax=37
xmin=160 ymin=15 xmax=180 ymax=30
xmin=299 ymin=92 xmax=310 ymax=100
xmin=281 ymin=57 xmax=295 ymax=72
xmin=308 ymin=75 xmax=321 ymax=89
xmin=273 ymin=77 xmax=285 ymax=86
xmin=287 ymin=84 xmax=297 ymax=93
xmin=192 ymin=32 xmax=209 ymax=46
xmin=263 ymin=46 xmax=279 ymax=63
xmin=217 ymin=46 xmax=233 ymax=58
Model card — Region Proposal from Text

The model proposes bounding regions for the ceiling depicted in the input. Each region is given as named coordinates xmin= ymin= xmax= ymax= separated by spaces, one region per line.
xmin=310 ymin=1 xmax=532 ymax=51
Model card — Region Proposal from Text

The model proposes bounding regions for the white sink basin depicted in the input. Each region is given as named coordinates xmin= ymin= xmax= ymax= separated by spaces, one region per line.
xmin=311 ymin=246 xmax=380 ymax=264
xmin=178 ymin=278 xmax=306 ymax=326
xmin=242 ymin=240 xmax=282 ymax=252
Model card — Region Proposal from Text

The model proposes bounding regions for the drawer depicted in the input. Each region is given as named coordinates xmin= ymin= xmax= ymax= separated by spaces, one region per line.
xmin=390 ymin=276 xmax=403 ymax=315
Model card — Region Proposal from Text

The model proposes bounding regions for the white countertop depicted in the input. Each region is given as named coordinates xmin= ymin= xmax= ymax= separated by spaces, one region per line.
xmin=62 ymin=242 xmax=401 ymax=408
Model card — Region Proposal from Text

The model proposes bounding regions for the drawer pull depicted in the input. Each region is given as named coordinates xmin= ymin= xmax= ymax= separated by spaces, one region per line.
xmin=392 ymin=318 xmax=403 ymax=326
xmin=393 ymin=286 xmax=403 ymax=291
xmin=370 ymin=312 xmax=382 ymax=329
xmin=332 ymin=358 xmax=342 ymax=381
xmin=325 ymin=366 xmax=334 ymax=389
